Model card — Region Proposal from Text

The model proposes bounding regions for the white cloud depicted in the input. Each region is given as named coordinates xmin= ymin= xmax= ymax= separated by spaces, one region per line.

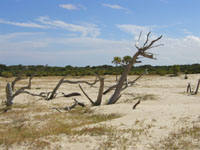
xmin=36 ymin=16 xmax=100 ymax=37
xmin=59 ymin=4 xmax=77 ymax=10
xmin=102 ymin=3 xmax=131 ymax=13
xmin=0 ymin=19 xmax=48 ymax=29
xmin=117 ymin=24 xmax=151 ymax=36
xmin=59 ymin=4 xmax=86 ymax=10
xmin=0 ymin=17 xmax=100 ymax=37
xmin=102 ymin=3 xmax=124 ymax=9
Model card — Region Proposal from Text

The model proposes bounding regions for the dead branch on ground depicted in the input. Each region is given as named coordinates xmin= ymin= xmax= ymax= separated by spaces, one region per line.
xmin=48 ymin=77 xmax=99 ymax=100
xmin=133 ymin=100 xmax=141 ymax=109
xmin=52 ymin=98 xmax=85 ymax=112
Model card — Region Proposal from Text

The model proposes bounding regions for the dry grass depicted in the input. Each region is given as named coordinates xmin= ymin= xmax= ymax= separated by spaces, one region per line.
xmin=98 ymin=120 xmax=153 ymax=150
xmin=0 ymin=105 xmax=121 ymax=149
xmin=150 ymin=123 xmax=200 ymax=150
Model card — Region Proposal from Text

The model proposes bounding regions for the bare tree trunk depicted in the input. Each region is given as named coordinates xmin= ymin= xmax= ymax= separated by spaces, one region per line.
xmin=79 ymin=77 xmax=104 ymax=106
xmin=5 ymin=83 xmax=13 ymax=108
xmin=4 ymin=75 xmax=35 ymax=112
xmin=107 ymin=53 xmax=139 ymax=104
xmin=194 ymin=79 xmax=200 ymax=95
xmin=48 ymin=77 xmax=65 ymax=100
xmin=94 ymin=77 xmax=104 ymax=106
xmin=187 ymin=83 xmax=192 ymax=93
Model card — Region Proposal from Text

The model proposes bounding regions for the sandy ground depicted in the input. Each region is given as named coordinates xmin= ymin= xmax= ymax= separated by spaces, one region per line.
xmin=0 ymin=74 xmax=200 ymax=150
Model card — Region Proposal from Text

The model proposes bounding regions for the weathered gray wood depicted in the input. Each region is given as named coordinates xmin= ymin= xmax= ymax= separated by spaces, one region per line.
xmin=187 ymin=83 xmax=191 ymax=93
xmin=4 ymin=75 xmax=35 ymax=112
xmin=194 ymin=79 xmax=200 ymax=94
xmin=107 ymin=32 xmax=162 ymax=105
xmin=48 ymin=77 xmax=65 ymax=100
xmin=62 ymin=92 xmax=81 ymax=97
xmin=79 ymin=84 xmax=95 ymax=105
xmin=5 ymin=83 xmax=13 ymax=107
xmin=48 ymin=77 xmax=99 ymax=100
xmin=94 ymin=77 xmax=104 ymax=106
xmin=103 ymin=73 xmax=144 ymax=95
xmin=79 ymin=77 xmax=104 ymax=106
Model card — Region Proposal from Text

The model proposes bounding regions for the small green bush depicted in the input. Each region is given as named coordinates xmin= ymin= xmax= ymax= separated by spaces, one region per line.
xmin=1 ymin=71 xmax=13 ymax=78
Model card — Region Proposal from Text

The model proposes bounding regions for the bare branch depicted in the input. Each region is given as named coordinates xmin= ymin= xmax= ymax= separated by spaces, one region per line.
xmin=140 ymin=52 xmax=155 ymax=59
xmin=48 ymin=77 xmax=99 ymax=100
xmin=4 ymin=75 xmax=35 ymax=112
xmin=143 ymin=31 xmax=151 ymax=47
xmin=143 ymin=35 xmax=163 ymax=51
xmin=18 ymin=75 xmax=34 ymax=91
xmin=19 ymin=91 xmax=47 ymax=97
xmin=62 ymin=92 xmax=81 ymax=97
xmin=11 ymin=76 xmax=26 ymax=91
xmin=104 ymin=73 xmax=144 ymax=95
xmin=79 ymin=77 xmax=104 ymax=106
xmin=63 ymin=98 xmax=85 ymax=111
xmin=133 ymin=100 xmax=140 ymax=109
xmin=149 ymin=44 xmax=164 ymax=49
xmin=79 ymin=84 xmax=95 ymax=105
xmin=121 ymin=73 xmax=144 ymax=91
xmin=135 ymin=31 xmax=142 ymax=49
xmin=63 ymin=78 xmax=99 ymax=86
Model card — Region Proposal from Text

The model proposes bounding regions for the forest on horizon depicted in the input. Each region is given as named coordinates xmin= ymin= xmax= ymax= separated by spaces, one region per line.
xmin=0 ymin=63 xmax=200 ymax=77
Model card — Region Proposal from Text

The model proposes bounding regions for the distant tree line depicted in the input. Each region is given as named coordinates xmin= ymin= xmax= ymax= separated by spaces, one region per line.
xmin=0 ymin=63 xmax=200 ymax=77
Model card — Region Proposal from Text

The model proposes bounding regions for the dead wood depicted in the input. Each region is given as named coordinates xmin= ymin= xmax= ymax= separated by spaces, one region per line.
xmin=64 ymin=98 xmax=85 ymax=110
xmin=62 ymin=92 xmax=81 ymax=97
xmin=79 ymin=77 xmax=104 ymax=106
xmin=4 ymin=75 xmax=35 ymax=112
xmin=48 ymin=77 xmax=99 ymax=100
xmin=52 ymin=99 xmax=85 ymax=112
xmin=103 ymin=74 xmax=144 ymax=95
xmin=194 ymin=79 xmax=200 ymax=95
xmin=133 ymin=100 xmax=141 ymax=109
xmin=107 ymin=32 xmax=162 ymax=105
xmin=11 ymin=76 xmax=26 ymax=91
xmin=187 ymin=83 xmax=192 ymax=93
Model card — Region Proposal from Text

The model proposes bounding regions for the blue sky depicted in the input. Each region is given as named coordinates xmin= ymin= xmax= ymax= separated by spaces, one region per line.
xmin=0 ymin=0 xmax=200 ymax=66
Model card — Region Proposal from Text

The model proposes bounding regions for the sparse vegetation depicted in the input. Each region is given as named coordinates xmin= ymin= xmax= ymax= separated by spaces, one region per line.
xmin=98 ymin=120 xmax=153 ymax=150
xmin=150 ymin=125 xmax=200 ymax=150
xmin=0 ymin=105 xmax=121 ymax=149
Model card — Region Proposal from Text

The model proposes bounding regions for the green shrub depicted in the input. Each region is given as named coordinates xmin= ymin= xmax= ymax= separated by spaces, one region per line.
xmin=1 ymin=71 xmax=13 ymax=78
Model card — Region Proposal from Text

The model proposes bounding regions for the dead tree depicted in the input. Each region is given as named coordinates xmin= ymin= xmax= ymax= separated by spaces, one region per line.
xmin=48 ymin=77 xmax=99 ymax=100
xmin=107 ymin=32 xmax=163 ymax=105
xmin=4 ymin=75 xmax=38 ymax=112
xmin=194 ymin=79 xmax=200 ymax=95
xmin=186 ymin=83 xmax=192 ymax=93
xmin=186 ymin=79 xmax=200 ymax=95
xmin=79 ymin=77 xmax=104 ymax=106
